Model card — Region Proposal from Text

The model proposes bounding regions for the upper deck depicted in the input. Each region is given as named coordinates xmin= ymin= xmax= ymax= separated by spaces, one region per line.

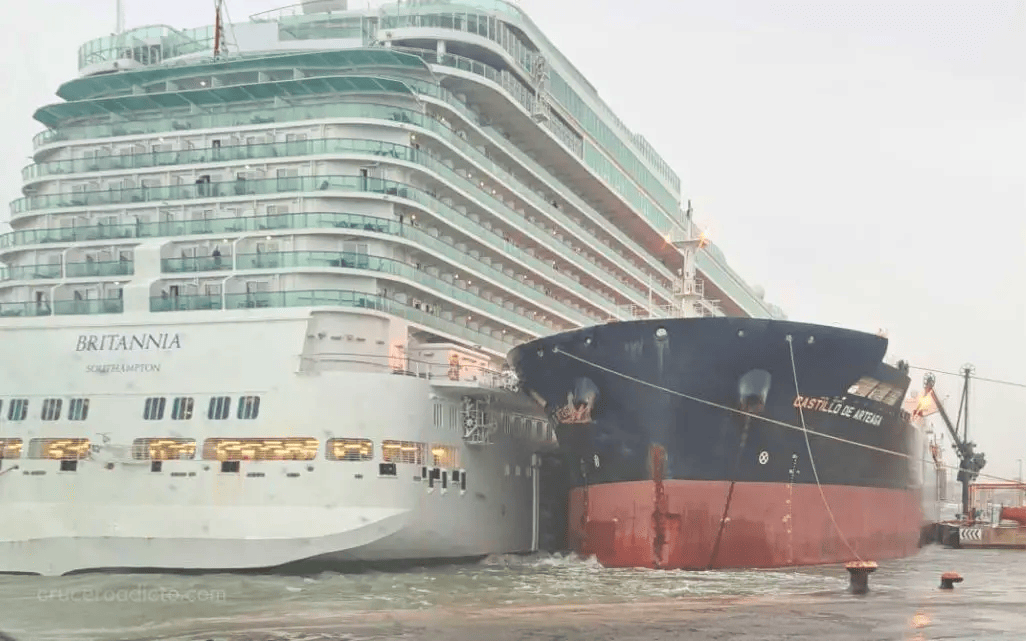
xmin=6 ymin=0 xmax=783 ymax=334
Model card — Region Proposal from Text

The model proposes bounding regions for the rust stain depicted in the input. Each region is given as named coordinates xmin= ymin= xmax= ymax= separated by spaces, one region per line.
xmin=650 ymin=444 xmax=669 ymax=569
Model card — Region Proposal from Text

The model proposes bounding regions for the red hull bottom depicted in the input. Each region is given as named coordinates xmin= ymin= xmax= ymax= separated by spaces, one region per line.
xmin=568 ymin=480 xmax=922 ymax=569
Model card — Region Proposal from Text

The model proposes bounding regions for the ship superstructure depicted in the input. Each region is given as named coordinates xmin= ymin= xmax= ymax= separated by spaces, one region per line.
xmin=0 ymin=0 xmax=779 ymax=575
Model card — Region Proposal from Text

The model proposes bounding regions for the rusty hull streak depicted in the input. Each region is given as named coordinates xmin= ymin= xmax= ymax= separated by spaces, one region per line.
xmin=650 ymin=444 xmax=674 ymax=569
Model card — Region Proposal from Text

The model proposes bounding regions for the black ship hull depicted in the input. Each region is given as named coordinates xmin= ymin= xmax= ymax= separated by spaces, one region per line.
xmin=509 ymin=317 xmax=923 ymax=569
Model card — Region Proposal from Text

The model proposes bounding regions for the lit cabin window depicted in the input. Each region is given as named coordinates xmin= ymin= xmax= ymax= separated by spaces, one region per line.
xmin=171 ymin=397 xmax=194 ymax=420
xmin=0 ymin=439 xmax=23 ymax=459
xmin=201 ymin=437 xmax=318 ymax=461
xmin=67 ymin=398 xmax=90 ymax=421
xmin=6 ymin=399 xmax=27 ymax=421
xmin=430 ymin=444 xmax=459 ymax=468
xmin=207 ymin=396 xmax=231 ymax=420
xmin=132 ymin=438 xmax=197 ymax=461
xmin=41 ymin=399 xmax=62 ymax=421
xmin=382 ymin=440 xmax=424 ymax=465
xmin=143 ymin=397 xmax=166 ymax=420
xmin=28 ymin=438 xmax=90 ymax=460
xmin=326 ymin=438 xmax=373 ymax=461
xmin=237 ymin=396 xmax=260 ymax=420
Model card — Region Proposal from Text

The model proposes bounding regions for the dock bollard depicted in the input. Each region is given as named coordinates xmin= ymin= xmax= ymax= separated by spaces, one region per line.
xmin=940 ymin=572 xmax=963 ymax=590
xmin=845 ymin=561 xmax=878 ymax=594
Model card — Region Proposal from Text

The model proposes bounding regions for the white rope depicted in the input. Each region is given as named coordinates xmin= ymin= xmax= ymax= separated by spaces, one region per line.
xmin=552 ymin=346 xmax=910 ymax=459
xmin=785 ymin=335 xmax=863 ymax=562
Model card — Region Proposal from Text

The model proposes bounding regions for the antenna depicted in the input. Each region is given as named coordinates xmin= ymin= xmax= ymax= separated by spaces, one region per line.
xmin=214 ymin=0 xmax=226 ymax=57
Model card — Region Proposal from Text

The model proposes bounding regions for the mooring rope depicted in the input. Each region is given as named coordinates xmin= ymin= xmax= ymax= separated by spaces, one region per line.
xmin=552 ymin=345 xmax=909 ymax=459
xmin=785 ymin=335 xmax=864 ymax=562
xmin=550 ymin=346 xmax=1025 ymax=494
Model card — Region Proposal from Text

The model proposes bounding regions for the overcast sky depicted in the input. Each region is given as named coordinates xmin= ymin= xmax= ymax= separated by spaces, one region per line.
xmin=1 ymin=0 xmax=1023 ymax=480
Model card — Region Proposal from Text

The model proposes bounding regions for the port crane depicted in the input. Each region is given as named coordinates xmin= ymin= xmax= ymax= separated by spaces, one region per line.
xmin=921 ymin=366 xmax=986 ymax=520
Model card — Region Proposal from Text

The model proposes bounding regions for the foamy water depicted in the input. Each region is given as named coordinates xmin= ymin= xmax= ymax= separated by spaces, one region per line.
xmin=1 ymin=545 xmax=1023 ymax=640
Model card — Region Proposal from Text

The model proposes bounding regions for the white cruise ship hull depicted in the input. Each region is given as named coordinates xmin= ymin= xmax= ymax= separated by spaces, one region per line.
xmin=0 ymin=310 xmax=549 ymax=575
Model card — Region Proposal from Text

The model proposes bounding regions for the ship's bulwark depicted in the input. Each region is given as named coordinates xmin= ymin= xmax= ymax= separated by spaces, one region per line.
xmin=509 ymin=317 xmax=923 ymax=569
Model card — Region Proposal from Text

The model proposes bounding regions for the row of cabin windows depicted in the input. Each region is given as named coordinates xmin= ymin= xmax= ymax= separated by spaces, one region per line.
xmin=0 ymin=397 xmax=258 ymax=422
xmin=143 ymin=396 xmax=260 ymax=420
xmin=0 ymin=437 xmax=456 ymax=466
xmin=2 ymin=398 xmax=89 ymax=422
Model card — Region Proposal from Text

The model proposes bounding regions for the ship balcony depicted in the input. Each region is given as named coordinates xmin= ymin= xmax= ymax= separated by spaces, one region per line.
xmin=415 ymin=50 xmax=682 ymax=267
xmin=24 ymin=97 xmax=673 ymax=301
xmin=31 ymin=79 xmax=422 ymax=153
xmin=8 ymin=173 xmax=654 ymax=315
xmin=0 ymin=263 xmax=62 ymax=281
xmin=21 ymin=132 xmax=669 ymax=310
xmin=0 ymin=212 xmax=599 ymax=327
xmin=161 ymin=255 xmax=233 ymax=273
xmin=0 ymin=259 xmax=133 ymax=283
xmin=10 ymin=175 xmax=408 ymax=216
xmin=155 ymin=250 xmax=556 ymax=337
xmin=65 ymin=260 xmax=133 ymax=278
xmin=0 ymin=296 xmax=124 ymax=318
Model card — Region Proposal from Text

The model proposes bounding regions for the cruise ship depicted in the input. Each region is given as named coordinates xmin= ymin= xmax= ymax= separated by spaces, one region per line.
xmin=0 ymin=0 xmax=784 ymax=576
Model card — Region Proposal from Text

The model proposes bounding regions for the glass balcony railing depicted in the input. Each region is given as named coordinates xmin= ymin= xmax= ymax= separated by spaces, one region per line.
xmin=25 ymin=108 xmax=675 ymax=302
xmin=77 ymin=25 xmax=216 ymax=71
xmin=0 ymin=298 xmax=122 ymax=316
xmin=167 ymin=250 xmax=555 ymax=336
xmin=0 ymin=261 xmax=132 ymax=281
xmin=31 ymin=61 xmax=678 ymax=270
xmin=10 ymin=173 xmax=643 ymax=312
xmin=17 ymin=149 xmax=664 ymax=311
xmin=54 ymin=298 xmax=124 ymax=315
xmin=151 ymin=289 xmax=516 ymax=352
xmin=32 ymin=99 xmax=423 ymax=149
xmin=1 ymin=211 xmax=601 ymax=326
xmin=29 ymin=93 xmax=677 ymax=295
xmin=150 ymin=294 xmax=222 ymax=312
xmin=0 ymin=301 xmax=53 ymax=317
xmin=65 ymin=260 xmax=133 ymax=278
xmin=0 ymin=263 xmax=62 ymax=281
xmin=161 ymin=255 xmax=232 ymax=273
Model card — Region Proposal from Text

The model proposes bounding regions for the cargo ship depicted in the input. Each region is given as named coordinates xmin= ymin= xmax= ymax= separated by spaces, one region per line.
xmin=509 ymin=314 xmax=924 ymax=569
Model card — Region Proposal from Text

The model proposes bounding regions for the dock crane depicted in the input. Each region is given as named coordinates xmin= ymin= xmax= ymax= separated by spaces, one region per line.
xmin=921 ymin=365 xmax=987 ymax=520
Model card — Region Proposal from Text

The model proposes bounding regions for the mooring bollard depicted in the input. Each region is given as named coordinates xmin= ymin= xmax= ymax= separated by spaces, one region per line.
xmin=845 ymin=560 xmax=878 ymax=594
xmin=940 ymin=572 xmax=963 ymax=590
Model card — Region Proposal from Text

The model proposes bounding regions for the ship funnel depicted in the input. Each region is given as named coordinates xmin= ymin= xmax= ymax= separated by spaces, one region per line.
xmin=301 ymin=0 xmax=347 ymax=13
